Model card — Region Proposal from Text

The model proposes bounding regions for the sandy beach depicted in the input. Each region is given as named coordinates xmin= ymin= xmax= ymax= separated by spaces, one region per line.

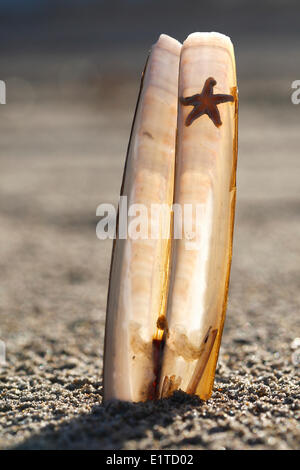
xmin=0 ymin=1 xmax=299 ymax=449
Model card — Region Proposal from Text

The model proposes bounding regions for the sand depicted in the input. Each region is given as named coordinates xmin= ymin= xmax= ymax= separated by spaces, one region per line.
xmin=0 ymin=19 xmax=299 ymax=447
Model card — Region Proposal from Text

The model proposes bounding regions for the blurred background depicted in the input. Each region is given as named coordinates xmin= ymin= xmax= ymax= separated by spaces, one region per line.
xmin=0 ymin=0 xmax=299 ymax=450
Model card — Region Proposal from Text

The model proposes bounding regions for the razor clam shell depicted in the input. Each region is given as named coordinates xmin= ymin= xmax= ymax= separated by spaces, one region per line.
xmin=103 ymin=34 xmax=181 ymax=402
xmin=158 ymin=32 xmax=238 ymax=400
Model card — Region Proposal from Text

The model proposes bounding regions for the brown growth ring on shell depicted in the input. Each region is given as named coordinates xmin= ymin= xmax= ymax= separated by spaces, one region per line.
xmin=180 ymin=77 xmax=234 ymax=127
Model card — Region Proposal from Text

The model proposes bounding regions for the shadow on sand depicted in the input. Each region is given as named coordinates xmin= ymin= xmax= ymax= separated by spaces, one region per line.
xmin=12 ymin=391 xmax=204 ymax=450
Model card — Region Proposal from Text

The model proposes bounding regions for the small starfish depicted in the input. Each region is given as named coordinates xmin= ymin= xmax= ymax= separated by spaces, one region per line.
xmin=180 ymin=77 xmax=234 ymax=127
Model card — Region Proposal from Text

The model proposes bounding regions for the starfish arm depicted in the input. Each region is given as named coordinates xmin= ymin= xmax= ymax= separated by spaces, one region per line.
xmin=213 ymin=94 xmax=234 ymax=105
xmin=206 ymin=105 xmax=222 ymax=128
xmin=185 ymin=106 xmax=205 ymax=126
xmin=202 ymin=77 xmax=217 ymax=96
xmin=180 ymin=94 xmax=201 ymax=106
